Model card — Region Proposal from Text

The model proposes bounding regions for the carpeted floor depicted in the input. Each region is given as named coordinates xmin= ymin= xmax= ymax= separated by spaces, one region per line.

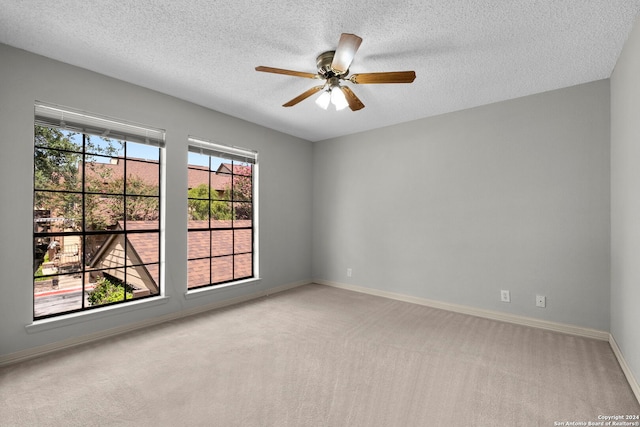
xmin=1 ymin=284 xmax=638 ymax=426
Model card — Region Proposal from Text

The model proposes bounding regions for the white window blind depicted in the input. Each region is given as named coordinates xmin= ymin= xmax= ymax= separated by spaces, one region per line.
xmin=188 ymin=137 xmax=257 ymax=164
xmin=34 ymin=102 xmax=165 ymax=147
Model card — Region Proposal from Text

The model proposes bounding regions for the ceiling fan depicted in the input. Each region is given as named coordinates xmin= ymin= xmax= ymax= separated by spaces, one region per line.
xmin=255 ymin=33 xmax=416 ymax=111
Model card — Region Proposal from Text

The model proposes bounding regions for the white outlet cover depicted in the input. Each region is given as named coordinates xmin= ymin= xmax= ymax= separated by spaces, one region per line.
xmin=501 ymin=290 xmax=510 ymax=303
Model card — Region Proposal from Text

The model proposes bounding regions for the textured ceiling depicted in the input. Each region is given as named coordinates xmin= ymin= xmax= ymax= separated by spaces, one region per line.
xmin=1 ymin=1 xmax=639 ymax=142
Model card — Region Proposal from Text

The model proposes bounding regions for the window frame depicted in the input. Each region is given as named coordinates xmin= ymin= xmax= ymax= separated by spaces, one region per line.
xmin=186 ymin=137 xmax=258 ymax=291
xmin=32 ymin=102 xmax=165 ymax=320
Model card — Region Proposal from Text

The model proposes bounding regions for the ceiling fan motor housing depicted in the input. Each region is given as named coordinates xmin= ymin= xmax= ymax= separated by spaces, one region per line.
xmin=316 ymin=51 xmax=347 ymax=78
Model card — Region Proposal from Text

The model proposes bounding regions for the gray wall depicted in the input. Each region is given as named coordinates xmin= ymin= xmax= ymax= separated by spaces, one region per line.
xmin=313 ymin=80 xmax=611 ymax=331
xmin=0 ymin=44 xmax=313 ymax=358
xmin=611 ymin=13 xmax=640 ymax=390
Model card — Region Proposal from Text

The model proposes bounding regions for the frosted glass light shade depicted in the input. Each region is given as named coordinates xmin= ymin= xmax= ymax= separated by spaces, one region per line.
xmin=331 ymin=87 xmax=349 ymax=111
xmin=315 ymin=91 xmax=331 ymax=109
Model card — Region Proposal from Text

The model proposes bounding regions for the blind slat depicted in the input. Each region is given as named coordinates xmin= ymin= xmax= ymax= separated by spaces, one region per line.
xmin=35 ymin=102 xmax=165 ymax=148
xmin=188 ymin=137 xmax=257 ymax=164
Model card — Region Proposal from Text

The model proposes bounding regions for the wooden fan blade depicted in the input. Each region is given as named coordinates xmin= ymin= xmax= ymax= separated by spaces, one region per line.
xmin=283 ymin=85 xmax=325 ymax=107
xmin=255 ymin=66 xmax=320 ymax=79
xmin=340 ymin=86 xmax=365 ymax=111
xmin=349 ymin=71 xmax=416 ymax=84
xmin=331 ymin=33 xmax=363 ymax=74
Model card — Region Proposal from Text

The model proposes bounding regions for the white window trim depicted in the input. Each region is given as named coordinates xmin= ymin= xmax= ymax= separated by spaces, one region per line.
xmin=26 ymin=295 xmax=171 ymax=333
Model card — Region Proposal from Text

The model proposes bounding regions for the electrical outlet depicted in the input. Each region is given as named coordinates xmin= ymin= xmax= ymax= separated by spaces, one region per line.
xmin=501 ymin=290 xmax=510 ymax=303
xmin=536 ymin=295 xmax=546 ymax=308
xmin=347 ymin=268 xmax=352 ymax=277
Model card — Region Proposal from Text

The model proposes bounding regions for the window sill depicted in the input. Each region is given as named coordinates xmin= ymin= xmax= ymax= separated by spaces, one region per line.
xmin=26 ymin=296 xmax=171 ymax=334
xmin=184 ymin=277 xmax=262 ymax=300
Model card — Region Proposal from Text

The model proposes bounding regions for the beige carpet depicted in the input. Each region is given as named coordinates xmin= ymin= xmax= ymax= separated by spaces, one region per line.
xmin=1 ymin=284 xmax=638 ymax=426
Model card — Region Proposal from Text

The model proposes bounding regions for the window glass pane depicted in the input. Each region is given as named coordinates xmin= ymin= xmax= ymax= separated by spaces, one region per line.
xmin=236 ymin=162 xmax=253 ymax=176
xmin=33 ymin=201 xmax=81 ymax=233
xmin=188 ymin=197 xmax=211 ymax=221
xmin=125 ymin=159 xmax=159 ymax=195
xmin=126 ymin=265 xmax=159 ymax=298
xmin=33 ymin=236 xmax=70 ymax=278
xmin=34 ymin=271 xmax=84 ymax=317
xmin=234 ymin=254 xmax=252 ymax=279
xmin=142 ymin=265 xmax=160 ymax=297
xmin=232 ymin=174 xmax=252 ymax=201
xmin=85 ymin=195 xmax=124 ymax=231
xmin=34 ymin=147 xmax=83 ymax=192
xmin=234 ymin=229 xmax=252 ymax=254
xmin=212 ymin=230 xmax=233 ymax=256
xmin=188 ymin=258 xmax=210 ymax=289
xmin=84 ymin=155 xmax=124 ymax=194
xmin=87 ymin=270 xmax=129 ymax=307
xmin=233 ymin=202 xmax=252 ymax=222
xmin=211 ymin=202 xmax=232 ymax=224
xmin=85 ymin=234 xmax=126 ymax=272
xmin=187 ymin=151 xmax=210 ymax=168
xmin=188 ymin=231 xmax=210 ymax=259
xmin=211 ymin=172 xmax=231 ymax=201
xmin=84 ymin=234 xmax=110 ymax=269
xmin=211 ymin=256 xmax=233 ymax=283
xmin=126 ymin=232 xmax=160 ymax=265
xmin=125 ymin=196 xmax=160 ymax=225
xmin=188 ymin=166 xmax=209 ymax=191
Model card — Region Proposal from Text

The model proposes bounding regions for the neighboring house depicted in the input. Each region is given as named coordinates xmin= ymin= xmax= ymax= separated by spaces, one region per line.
xmin=89 ymin=221 xmax=160 ymax=298
xmin=87 ymin=157 xmax=233 ymax=195
xmin=186 ymin=220 xmax=253 ymax=288
xmin=84 ymin=157 xmax=161 ymax=187
xmin=187 ymin=163 xmax=231 ymax=196
xmin=34 ymin=158 xmax=240 ymax=275
xmin=89 ymin=220 xmax=252 ymax=296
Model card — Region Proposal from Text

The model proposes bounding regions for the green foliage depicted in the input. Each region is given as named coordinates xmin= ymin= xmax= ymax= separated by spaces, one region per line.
xmin=34 ymin=125 xmax=81 ymax=188
xmin=34 ymin=126 xmax=128 ymax=230
xmin=87 ymin=277 xmax=133 ymax=306
xmin=187 ymin=184 xmax=231 ymax=220
xmin=34 ymin=252 xmax=51 ymax=281
xmin=34 ymin=264 xmax=46 ymax=281
xmin=229 ymin=169 xmax=252 ymax=220
xmin=34 ymin=126 xmax=82 ymax=221
xmin=35 ymin=125 xmax=159 ymax=231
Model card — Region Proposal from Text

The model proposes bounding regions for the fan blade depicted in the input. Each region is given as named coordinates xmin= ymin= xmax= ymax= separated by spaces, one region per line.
xmin=255 ymin=66 xmax=320 ymax=79
xmin=331 ymin=33 xmax=363 ymax=74
xmin=283 ymin=85 xmax=325 ymax=107
xmin=340 ymin=86 xmax=365 ymax=111
xmin=349 ymin=71 xmax=416 ymax=84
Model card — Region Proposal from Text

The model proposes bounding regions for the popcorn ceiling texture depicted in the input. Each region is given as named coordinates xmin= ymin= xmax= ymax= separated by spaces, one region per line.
xmin=1 ymin=0 xmax=639 ymax=141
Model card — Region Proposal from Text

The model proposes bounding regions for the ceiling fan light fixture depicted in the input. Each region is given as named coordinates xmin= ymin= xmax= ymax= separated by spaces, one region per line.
xmin=255 ymin=33 xmax=415 ymax=111
xmin=331 ymin=86 xmax=349 ymax=111
xmin=315 ymin=90 xmax=331 ymax=110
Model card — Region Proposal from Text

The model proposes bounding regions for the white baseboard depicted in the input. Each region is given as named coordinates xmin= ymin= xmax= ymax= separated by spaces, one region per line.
xmin=315 ymin=280 xmax=610 ymax=341
xmin=0 ymin=280 xmax=309 ymax=367
xmin=609 ymin=334 xmax=640 ymax=405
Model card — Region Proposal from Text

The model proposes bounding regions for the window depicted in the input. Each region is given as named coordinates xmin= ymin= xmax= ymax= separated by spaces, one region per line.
xmin=33 ymin=103 xmax=165 ymax=320
xmin=187 ymin=138 xmax=257 ymax=289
